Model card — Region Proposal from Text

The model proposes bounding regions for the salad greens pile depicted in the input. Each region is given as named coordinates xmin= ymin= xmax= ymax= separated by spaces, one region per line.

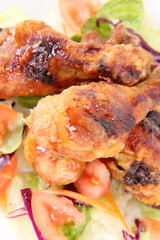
xmin=0 ymin=7 xmax=33 ymax=28
xmin=0 ymin=0 xmax=160 ymax=240
xmin=81 ymin=0 xmax=144 ymax=39
xmin=81 ymin=0 xmax=160 ymax=51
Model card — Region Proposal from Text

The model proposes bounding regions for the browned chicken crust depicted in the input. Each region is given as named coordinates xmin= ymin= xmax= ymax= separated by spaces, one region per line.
xmin=23 ymin=129 xmax=86 ymax=186
xmin=0 ymin=20 xmax=153 ymax=99
xmin=106 ymin=23 xmax=140 ymax=46
xmin=23 ymin=67 xmax=160 ymax=187
xmin=107 ymin=105 xmax=160 ymax=206
xmin=81 ymin=31 xmax=106 ymax=45
xmin=82 ymin=23 xmax=140 ymax=47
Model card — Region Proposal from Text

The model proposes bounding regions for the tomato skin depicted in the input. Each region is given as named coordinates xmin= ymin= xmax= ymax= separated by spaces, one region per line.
xmin=82 ymin=0 xmax=102 ymax=15
xmin=74 ymin=159 xmax=110 ymax=199
xmin=0 ymin=152 xmax=17 ymax=195
xmin=31 ymin=190 xmax=85 ymax=240
xmin=0 ymin=104 xmax=18 ymax=194
xmin=143 ymin=218 xmax=160 ymax=240
xmin=59 ymin=0 xmax=101 ymax=33
xmin=0 ymin=103 xmax=18 ymax=146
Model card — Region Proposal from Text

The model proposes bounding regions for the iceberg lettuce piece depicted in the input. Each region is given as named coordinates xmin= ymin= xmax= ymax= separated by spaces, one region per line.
xmin=0 ymin=7 xmax=33 ymax=28
xmin=80 ymin=207 xmax=125 ymax=240
xmin=17 ymin=94 xmax=55 ymax=109
xmin=80 ymin=0 xmax=160 ymax=53
xmin=60 ymin=205 xmax=90 ymax=240
xmin=139 ymin=25 xmax=160 ymax=51
xmin=140 ymin=203 xmax=160 ymax=222
xmin=140 ymin=232 xmax=150 ymax=240
xmin=81 ymin=0 xmax=144 ymax=38
xmin=6 ymin=171 xmax=51 ymax=214
xmin=17 ymin=96 xmax=45 ymax=109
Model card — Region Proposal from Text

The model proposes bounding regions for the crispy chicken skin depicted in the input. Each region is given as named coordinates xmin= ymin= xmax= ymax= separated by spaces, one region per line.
xmin=107 ymin=105 xmax=160 ymax=206
xmin=23 ymin=67 xmax=160 ymax=186
xmin=81 ymin=31 xmax=106 ymax=45
xmin=0 ymin=20 xmax=153 ymax=99
xmin=23 ymin=129 xmax=86 ymax=186
xmin=106 ymin=23 xmax=140 ymax=46
xmin=82 ymin=23 xmax=140 ymax=46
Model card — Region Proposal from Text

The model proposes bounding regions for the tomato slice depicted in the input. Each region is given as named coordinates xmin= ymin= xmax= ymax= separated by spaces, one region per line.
xmin=74 ymin=159 xmax=110 ymax=199
xmin=59 ymin=0 xmax=102 ymax=33
xmin=143 ymin=218 xmax=160 ymax=240
xmin=0 ymin=103 xmax=18 ymax=146
xmin=82 ymin=0 xmax=102 ymax=15
xmin=0 ymin=153 xmax=17 ymax=195
xmin=31 ymin=190 xmax=85 ymax=240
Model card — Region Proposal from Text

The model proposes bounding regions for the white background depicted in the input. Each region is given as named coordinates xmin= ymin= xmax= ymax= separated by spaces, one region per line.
xmin=0 ymin=0 xmax=160 ymax=27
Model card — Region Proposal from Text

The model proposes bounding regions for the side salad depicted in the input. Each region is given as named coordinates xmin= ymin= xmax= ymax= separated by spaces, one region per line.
xmin=0 ymin=0 xmax=160 ymax=240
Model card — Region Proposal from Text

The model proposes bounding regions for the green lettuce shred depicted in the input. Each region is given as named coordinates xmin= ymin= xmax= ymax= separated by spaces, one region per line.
xmin=81 ymin=0 xmax=144 ymax=38
xmin=140 ymin=231 xmax=151 ymax=240
xmin=17 ymin=95 xmax=45 ymax=109
xmin=61 ymin=205 xmax=91 ymax=240
xmin=0 ymin=7 xmax=33 ymax=28
xmin=140 ymin=203 xmax=160 ymax=222
xmin=74 ymin=0 xmax=160 ymax=52
xmin=139 ymin=24 xmax=160 ymax=51
xmin=17 ymin=94 xmax=55 ymax=109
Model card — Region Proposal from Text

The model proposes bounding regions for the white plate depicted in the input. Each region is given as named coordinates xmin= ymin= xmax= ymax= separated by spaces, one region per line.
xmin=0 ymin=0 xmax=160 ymax=240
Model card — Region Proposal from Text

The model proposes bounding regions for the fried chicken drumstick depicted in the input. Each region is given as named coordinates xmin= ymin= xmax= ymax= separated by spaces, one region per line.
xmin=107 ymin=104 xmax=160 ymax=206
xmin=23 ymin=67 xmax=160 ymax=188
xmin=0 ymin=20 xmax=153 ymax=99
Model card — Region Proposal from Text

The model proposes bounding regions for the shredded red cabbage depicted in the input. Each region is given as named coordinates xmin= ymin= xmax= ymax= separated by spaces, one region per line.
xmin=96 ymin=18 xmax=160 ymax=67
xmin=96 ymin=18 xmax=121 ymax=28
xmin=65 ymin=196 xmax=92 ymax=207
xmin=6 ymin=207 xmax=27 ymax=218
xmin=147 ymin=204 xmax=160 ymax=209
xmin=122 ymin=230 xmax=137 ymax=240
xmin=21 ymin=188 xmax=46 ymax=240
xmin=122 ymin=219 xmax=144 ymax=240
xmin=0 ymin=153 xmax=14 ymax=171
xmin=127 ymin=28 xmax=160 ymax=67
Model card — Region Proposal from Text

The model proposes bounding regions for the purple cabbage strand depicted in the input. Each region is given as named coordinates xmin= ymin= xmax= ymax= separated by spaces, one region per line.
xmin=122 ymin=219 xmax=145 ymax=240
xmin=21 ymin=188 xmax=46 ymax=240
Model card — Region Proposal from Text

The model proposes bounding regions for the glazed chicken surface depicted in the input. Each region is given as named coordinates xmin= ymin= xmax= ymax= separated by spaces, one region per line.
xmin=107 ymin=104 xmax=160 ymax=206
xmin=23 ymin=67 xmax=160 ymax=187
xmin=0 ymin=20 xmax=153 ymax=99
xmin=23 ymin=129 xmax=86 ymax=186
xmin=4 ymin=19 xmax=158 ymax=205
xmin=81 ymin=23 xmax=140 ymax=46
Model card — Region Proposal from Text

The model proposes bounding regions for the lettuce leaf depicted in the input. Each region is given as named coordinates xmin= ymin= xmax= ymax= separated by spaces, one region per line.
xmin=6 ymin=171 xmax=51 ymax=214
xmin=80 ymin=207 xmax=125 ymax=240
xmin=97 ymin=0 xmax=143 ymax=30
xmin=81 ymin=0 xmax=144 ymax=38
xmin=82 ymin=16 xmax=111 ymax=39
xmin=17 ymin=96 xmax=45 ymax=109
xmin=17 ymin=94 xmax=55 ymax=109
xmin=80 ymin=0 xmax=160 ymax=52
xmin=0 ymin=7 xmax=33 ymax=28
xmin=140 ymin=232 xmax=150 ymax=240
xmin=60 ymin=205 xmax=90 ymax=240
xmin=139 ymin=25 xmax=160 ymax=51
xmin=140 ymin=203 xmax=160 ymax=222
xmin=61 ymin=205 xmax=125 ymax=240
